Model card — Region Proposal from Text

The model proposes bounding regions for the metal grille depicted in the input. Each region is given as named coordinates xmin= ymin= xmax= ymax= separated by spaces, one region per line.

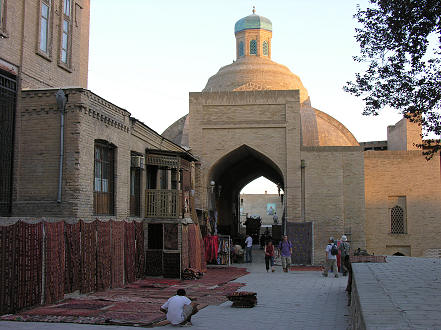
xmin=145 ymin=189 xmax=180 ymax=218
xmin=263 ymin=41 xmax=268 ymax=56
xmin=250 ymin=40 xmax=257 ymax=55
xmin=391 ymin=205 xmax=405 ymax=234
xmin=146 ymin=154 xmax=179 ymax=168
xmin=0 ymin=72 xmax=17 ymax=216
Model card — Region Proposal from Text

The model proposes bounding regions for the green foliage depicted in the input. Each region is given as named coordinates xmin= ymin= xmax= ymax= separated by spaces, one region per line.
xmin=345 ymin=0 xmax=441 ymax=157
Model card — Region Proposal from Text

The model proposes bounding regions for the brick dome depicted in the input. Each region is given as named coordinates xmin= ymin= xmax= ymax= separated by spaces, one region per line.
xmin=202 ymin=56 xmax=311 ymax=105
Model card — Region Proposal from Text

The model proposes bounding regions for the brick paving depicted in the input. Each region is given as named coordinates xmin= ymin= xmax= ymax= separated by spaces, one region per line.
xmin=352 ymin=256 xmax=441 ymax=329
xmin=169 ymin=248 xmax=350 ymax=330
xmin=0 ymin=247 xmax=351 ymax=329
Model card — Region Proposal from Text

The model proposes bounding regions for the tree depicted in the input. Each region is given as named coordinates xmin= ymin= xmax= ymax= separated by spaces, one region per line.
xmin=345 ymin=0 xmax=441 ymax=157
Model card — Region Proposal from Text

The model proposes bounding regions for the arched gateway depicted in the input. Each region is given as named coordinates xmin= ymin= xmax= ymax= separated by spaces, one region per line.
xmin=163 ymin=9 xmax=366 ymax=265
xmin=208 ymin=145 xmax=284 ymax=236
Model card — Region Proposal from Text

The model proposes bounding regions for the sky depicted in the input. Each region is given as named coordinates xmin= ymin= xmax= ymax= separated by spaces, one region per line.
xmin=88 ymin=0 xmax=403 ymax=194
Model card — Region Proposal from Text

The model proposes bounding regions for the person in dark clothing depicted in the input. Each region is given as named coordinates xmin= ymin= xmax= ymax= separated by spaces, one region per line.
xmin=264 ymin=241 xmax=275 ymax=272
xmin=343 ymin=255 xmax=353 ymax=306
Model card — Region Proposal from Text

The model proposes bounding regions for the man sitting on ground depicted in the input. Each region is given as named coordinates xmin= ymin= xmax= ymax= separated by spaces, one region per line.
xmin=160 ymin=288 xmax=199 ymax=326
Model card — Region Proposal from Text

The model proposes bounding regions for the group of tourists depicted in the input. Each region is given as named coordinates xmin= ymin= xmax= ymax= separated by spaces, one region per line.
xmin=322 ymin=235 xmax=350 ymax=278
xmin=245 ymin=233 xmax=350 ymax=276
xmin=244 ymin=234 xmax=293 ymax=272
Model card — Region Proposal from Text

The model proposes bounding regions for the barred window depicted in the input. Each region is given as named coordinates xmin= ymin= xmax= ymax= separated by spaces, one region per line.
xmin=250 ymin=39 xmax=257 ymax=55
xmin=94 ymin=141 xmax=115 ymax=215
xmin=263 ymin=41 xmax=268 ymax=56
xmin=239 ymin=41 xmax=244 ymax=57
xmin=391 ymin=205 xmax=405 ymax=234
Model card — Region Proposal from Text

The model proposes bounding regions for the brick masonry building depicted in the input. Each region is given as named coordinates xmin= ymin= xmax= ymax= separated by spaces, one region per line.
xmin=1 ymin=2 xmax=440 ymax=273
xmin=0 ymin=0 xmax=204 ymax=290
xmin=163 ymin=10 xmax=441 ymax=264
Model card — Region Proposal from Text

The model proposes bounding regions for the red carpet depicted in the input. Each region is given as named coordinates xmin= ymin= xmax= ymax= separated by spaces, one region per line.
xmin=1 ymin=267 xmax=248 ymax=327
xmin=289 ymin=266 xmax=324 ymax=271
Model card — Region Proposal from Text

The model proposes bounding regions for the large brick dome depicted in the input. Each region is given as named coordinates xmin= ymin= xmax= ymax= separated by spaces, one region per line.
xmin=162 ymin=11 xmax=358 ymax=148
xmin=202 ymin=56 xmax=310 ymax=105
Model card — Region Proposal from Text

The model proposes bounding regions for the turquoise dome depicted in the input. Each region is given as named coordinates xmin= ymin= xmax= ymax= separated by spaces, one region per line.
xmin=234 ymin=13 xmax=272 ymax=34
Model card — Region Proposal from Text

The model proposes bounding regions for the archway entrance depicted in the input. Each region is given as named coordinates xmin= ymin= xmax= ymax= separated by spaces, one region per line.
xmin=208 ymin=145 xmax=284 ymax=237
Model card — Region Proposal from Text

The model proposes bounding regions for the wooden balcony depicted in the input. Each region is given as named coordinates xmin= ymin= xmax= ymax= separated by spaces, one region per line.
xmin=145 ymin=189 xmax=181 ymax=218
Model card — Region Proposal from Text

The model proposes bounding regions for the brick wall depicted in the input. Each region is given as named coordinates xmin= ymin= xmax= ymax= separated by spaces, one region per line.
xmin=302 ymin=146 xmax=366 ymax=264
xmin=11 ymin=88 xmax=191 ymax=220
xmin=364 ymin=150 xmax=441 ymax=256
xmin=0 ymin=0 xmax=90 ymax=90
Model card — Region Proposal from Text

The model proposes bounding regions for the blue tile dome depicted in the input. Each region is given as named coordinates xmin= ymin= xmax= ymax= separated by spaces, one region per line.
xmin=234 ymin=13 xmax=272 ymax=34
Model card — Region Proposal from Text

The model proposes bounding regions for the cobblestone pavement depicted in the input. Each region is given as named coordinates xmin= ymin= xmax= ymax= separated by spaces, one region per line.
xmin=353 ymin=256 xmax=441 ymax=329
xmin=0 ymin=247 xmax=350 ymax=330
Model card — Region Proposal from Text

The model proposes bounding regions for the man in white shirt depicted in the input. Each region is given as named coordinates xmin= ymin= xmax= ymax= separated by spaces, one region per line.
xmin=322 ymin=237 xmax=339 ymax=278
xmin=160 ymin=289 xmax=198 ymax=326
xmin=245 ymin=234 xmax=253 ymax=263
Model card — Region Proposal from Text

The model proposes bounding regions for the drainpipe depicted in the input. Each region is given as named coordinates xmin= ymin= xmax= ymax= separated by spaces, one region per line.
xmin=55 ymin=89 xmax=67 ymax=203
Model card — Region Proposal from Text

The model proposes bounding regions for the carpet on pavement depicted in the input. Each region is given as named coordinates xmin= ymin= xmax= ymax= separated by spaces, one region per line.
xmin=1 ymin=267 xmax=248 ymax=327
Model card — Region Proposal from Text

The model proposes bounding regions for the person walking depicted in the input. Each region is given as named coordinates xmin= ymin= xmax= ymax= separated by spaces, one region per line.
xmin=245 ymin=234 xmax=253 ymax=263
xmin=273 ymin=212 xmax=278 ymax=224
xmin=339 ymin=235 xmax=350 ymax=276
xmin=279 ymin=235 xmax=293 ymax=272
xmin=323 ymin=237 xmax=339 ymax=278
xmin=264 ymin=240 xmax=275 ymax=272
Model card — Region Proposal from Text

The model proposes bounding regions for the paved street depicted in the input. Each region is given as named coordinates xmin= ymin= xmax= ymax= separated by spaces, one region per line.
xmin=168 ymin=248 xmax=350 ymax=330
xmin=0 ymin=247 xmax=350 ymax=330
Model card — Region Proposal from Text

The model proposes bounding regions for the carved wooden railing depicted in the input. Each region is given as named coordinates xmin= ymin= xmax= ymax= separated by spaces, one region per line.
xmin=145 ymin=189 xmax=180 ymax=218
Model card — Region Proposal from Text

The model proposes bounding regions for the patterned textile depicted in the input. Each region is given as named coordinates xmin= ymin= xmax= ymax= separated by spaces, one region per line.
xmin=96 ymin=220 xmax=111 ymax=291
xmin=203 ymin=236 xmax=219 ymax=263
xmin=0 ymin=222 xmax=43 ymax=314
xmin=350 ymin=255 xmax=387 ymax=263
xmin=181 ymin=225 xmax=189 ymax=270
xmin=64 ymin=222 xmax=81 ymax=293
xmin=124 ymin=221 xmax=135 ymax=284
xmin=164 ymin=223 xmax=178 ymax=250
xmin=44 ymin=221 xmax=65 ymax=304
xmin=188 ymin=224 xmax=206 ymax=272
xmin=80 ymin=220 xmax=97 ymax=293
xmin=111 ymin=220 xmax=125 ymax=288
xmin=196 ymin=224 xmax=207 ymax=272
xmin=134 ymin=221 xmax=145 ymax=278
xmin=2 ymin=267 xmax=249 ymax=326
xmin=18 ymin=222 xmax=43 ymax=310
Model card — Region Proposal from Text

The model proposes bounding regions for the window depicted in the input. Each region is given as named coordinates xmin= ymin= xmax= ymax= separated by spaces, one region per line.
xmin=39 ymin=0 xmax=51 ymax=54
xmin=239 ymin=41 xmax=244 ymax=57
xmin=390 ymin=205 xmax=405 ymax=234
xmin=0 ymin=0 xmax=7 ymax=36
xmin=94 ymin=141 xmax=114 ymax=215
xmin=130 ymin=167 xmax=141 ymax=217
xmin=250 ymin=39 xmax=257 ymax=55
xmin=60 ymin=0 xmax=72 ymax=66
xmin=388 ymin=196 xmax=407 ymax=234
xmin=263 ymin=41 xmax=268 ymax=56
